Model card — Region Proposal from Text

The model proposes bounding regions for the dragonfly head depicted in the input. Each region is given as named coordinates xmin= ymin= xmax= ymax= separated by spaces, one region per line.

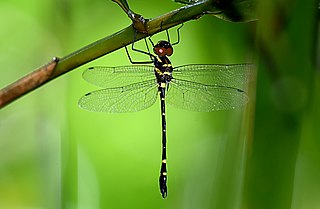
xmin=154 ymin=40 xmax=173 ymax=57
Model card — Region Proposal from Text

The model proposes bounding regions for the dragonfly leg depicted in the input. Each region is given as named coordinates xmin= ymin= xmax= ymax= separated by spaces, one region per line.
xmin=159 ymin=21 xmax=183 ymax=46
xmin=148 ymin=36 xmax=155 ymax=47
xmin=171 ymin=23 xmax=184 ymax=46
xmin=124 ymin=44 xmax=154 ymax=64
xmin=124 ymin=30 xmax=155 ymax=64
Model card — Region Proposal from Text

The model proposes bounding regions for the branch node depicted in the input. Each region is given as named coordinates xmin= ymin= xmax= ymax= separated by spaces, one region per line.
xmin=113 ymin=0 xmax=149 ymax=34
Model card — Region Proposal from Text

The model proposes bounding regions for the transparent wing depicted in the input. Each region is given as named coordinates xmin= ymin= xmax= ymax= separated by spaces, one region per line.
xmin=173 ymin=64 xmax=254 ymax=92
xmin=78 ymin=79 xmax=158 ymax=113
xmin=166 ymin=78 xmax=248 ymax=112
xmin=82 ymin=65 xmax=155 ymax=88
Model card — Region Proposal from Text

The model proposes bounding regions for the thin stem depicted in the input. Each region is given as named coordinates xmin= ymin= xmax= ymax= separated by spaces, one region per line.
xmin=0 ymin=58 xmax=59 ymax=108
xmin=0 ymin=1 xmax=215 ymax=109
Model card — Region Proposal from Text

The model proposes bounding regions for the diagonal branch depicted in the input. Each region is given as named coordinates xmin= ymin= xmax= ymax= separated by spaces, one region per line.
xmin=0 ymin=58 xmax=59 ymax=108
xmin=0 ymin=0 xmax=256 ymax=109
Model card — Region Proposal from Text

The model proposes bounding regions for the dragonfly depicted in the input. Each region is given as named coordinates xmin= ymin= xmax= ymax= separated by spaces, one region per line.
xmin=78 ymin=26 xmax=253 ymax=198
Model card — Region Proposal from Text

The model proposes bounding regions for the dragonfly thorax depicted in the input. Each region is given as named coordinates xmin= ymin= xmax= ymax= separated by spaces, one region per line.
xmin=153 ymin=40 xmax=173 ymax=57
xmin=154 ymin=56 xmax=173 ymax=83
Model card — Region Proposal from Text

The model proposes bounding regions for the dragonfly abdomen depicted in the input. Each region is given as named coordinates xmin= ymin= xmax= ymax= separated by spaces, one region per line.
xmin=158 ymin=82 xmax=168 ymax=198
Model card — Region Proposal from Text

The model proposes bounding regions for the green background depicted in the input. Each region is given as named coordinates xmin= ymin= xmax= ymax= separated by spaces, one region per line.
xmin=0 ymin=0 xmax=319 ymax=209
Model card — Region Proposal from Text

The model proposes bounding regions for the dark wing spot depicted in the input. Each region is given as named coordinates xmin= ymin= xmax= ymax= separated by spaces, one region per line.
xmin=236 ymin=88 xmax=244 ymax=93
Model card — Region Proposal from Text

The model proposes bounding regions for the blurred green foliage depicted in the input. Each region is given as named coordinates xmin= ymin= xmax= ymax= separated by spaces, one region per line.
xmin=176 ymin=0 xmax=258 ymax=22
xmin=0 ymin=0 xmax=319 ymax=209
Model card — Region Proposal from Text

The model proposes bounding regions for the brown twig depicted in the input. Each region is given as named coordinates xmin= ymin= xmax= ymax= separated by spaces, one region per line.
xmin=0 ymin=57 xmax=59 ymax=108
xmin=0 ymin=0 xmax=257 ymax=109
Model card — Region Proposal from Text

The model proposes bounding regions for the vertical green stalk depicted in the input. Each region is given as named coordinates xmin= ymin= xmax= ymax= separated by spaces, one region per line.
xmin=61 ymin=130 xmax=78 ymax=209
xmin=244 ymin=0 xmax=318 ymax=208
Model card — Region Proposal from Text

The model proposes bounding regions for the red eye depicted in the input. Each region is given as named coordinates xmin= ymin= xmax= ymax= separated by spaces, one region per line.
xmin=154 ymin=47 xmax=166 ymax=56
xmin=166 ymin=48 xmax=173 ymax=56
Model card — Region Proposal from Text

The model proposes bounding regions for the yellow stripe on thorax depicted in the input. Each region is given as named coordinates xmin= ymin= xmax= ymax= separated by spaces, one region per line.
xmin=155 ymin=67 xmax=163 ymax=75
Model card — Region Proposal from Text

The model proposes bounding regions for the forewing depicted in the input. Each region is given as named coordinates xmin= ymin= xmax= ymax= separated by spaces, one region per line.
xmin=78 ymin=79 xmax=158 ymax=113
xmin=166 ymin=78 xmax=248 ymax=112
xmin=173 ymin=64 xmax=254 ymax=92
xmin=82 ymin=65 xmax=155 ymax=88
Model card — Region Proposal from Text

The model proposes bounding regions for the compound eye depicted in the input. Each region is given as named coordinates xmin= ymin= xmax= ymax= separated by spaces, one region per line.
xmin=166 ymin=47 xmax=173 ymax=56
xmin=154 ymin=47 xmax=166 ymax=56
